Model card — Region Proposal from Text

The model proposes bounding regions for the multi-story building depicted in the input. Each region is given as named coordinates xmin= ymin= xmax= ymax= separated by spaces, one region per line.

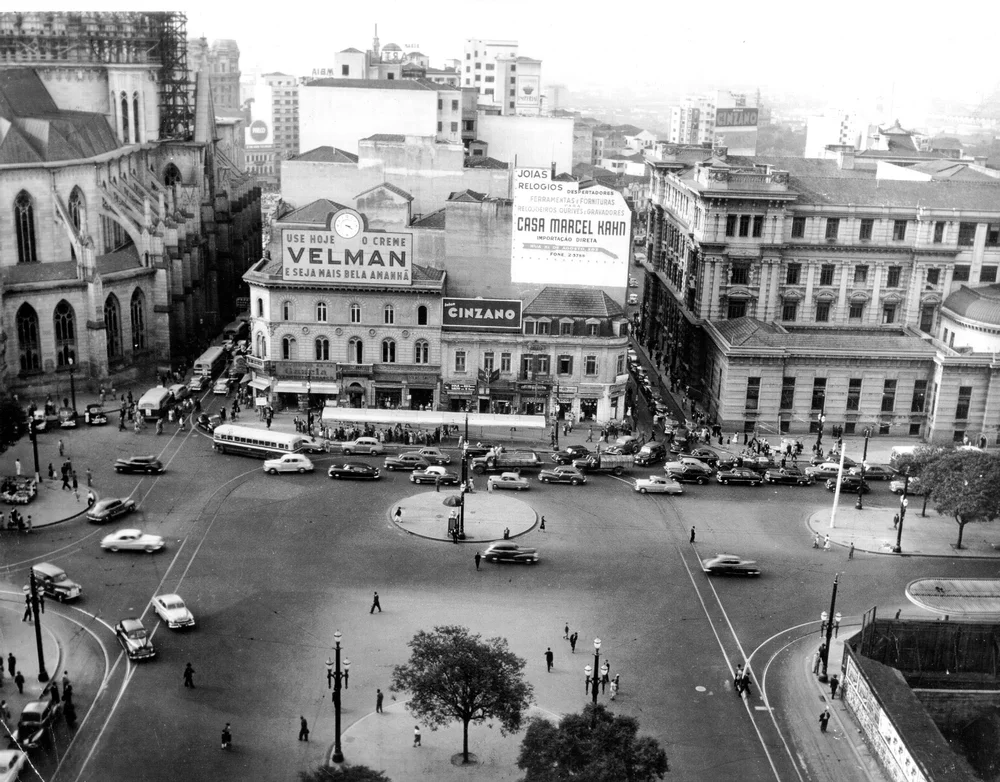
xmin=187 ymin=37 xmax=240 ymax=111
xmin=462 ymin=39 xmax=542 ymax=117
xmin=262 ymin=72 xmax=299 ymax=158
xmin=641 ymin=146 xmax=1000 ymax=443
xmin=804 ymin=110 xmax=862 ymax=158
xmin=668 ymin=91 xmax=757 ymax=155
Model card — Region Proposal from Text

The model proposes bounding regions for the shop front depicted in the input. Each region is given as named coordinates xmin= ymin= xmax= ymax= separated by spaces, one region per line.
xmin=444 ymin=382 xmax=476 ymax=412
xmin=555 ymin=385 xmax=577 ymax=421
xmin=518 ymin=383 xmax=549 ymax=416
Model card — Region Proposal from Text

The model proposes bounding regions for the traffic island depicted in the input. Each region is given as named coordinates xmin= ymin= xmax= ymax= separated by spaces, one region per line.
xmin=389 ymin=491 xmax=537 ymax=542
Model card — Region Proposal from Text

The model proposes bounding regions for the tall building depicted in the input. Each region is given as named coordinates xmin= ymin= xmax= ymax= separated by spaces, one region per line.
xmin=262 ymin=72 xmax=299 ymax=158
xmin=187 ymin=37 xmax=241 ymax=111
xmin=804 ymin=110 xmax=862 ymax=158
xmin=461 ymin=39 xmax=542 ymax=116
xmin=668 ymin=90 xmax=758 ymax=155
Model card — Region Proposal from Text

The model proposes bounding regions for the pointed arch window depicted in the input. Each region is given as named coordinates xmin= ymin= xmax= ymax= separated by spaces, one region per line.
xmin=104 ymin=294 xmax=122 ymax=360
xmin=15 ymin=190 xmax=37 ymax=264
xmin=163 ymin=164 xmax=182 ymax=186
xmin=53 ymin=300 xmax=76 ymax=368
xmin=121 ymin=92 xmax=130 ymax=143
xmin=16 ymin=303 xmax=40 ymax=372
xmin=130 ymin=288 xmax=147 ymax=350
xmin=315 ymin=337 xmax=330 ymax=361
xmin=68 ymin=187 xmax=85 ymax=232
xmin=348 ymin=337 xmax=364 ymax=363
xmin=133 ymin=93 xmax=140 ymax=142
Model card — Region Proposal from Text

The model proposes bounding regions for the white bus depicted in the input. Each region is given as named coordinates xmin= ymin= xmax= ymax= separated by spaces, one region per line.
xmin=138 ymin=386 xmax=174 ymax=421
xmin=212 ymin=424 xmax=309 ymax=459
xmin=193 ymin=346 xmax=228 ymax=378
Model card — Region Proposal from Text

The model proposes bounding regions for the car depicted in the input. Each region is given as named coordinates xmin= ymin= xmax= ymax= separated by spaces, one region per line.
xmin=628 ymin=276 xmax=638 ymax=288
xmin=634 ymin=475 xmax=683 ymax=495
xmin=634 ymin=442 xmax=667 ymax=466
xmin=679 ymin=447 xmax=719 ymax=467
xmin=701 ymin=554 xmax=761 ymax=577
xmin=805 ymin=463 xmax=843 ymax=480
xmin=263 ymin=454 xmax=314 ymax=474
xmin=327 ymin=462 xmax=382 ymax=480
xmin=825 ymin=475 xmax=871 ymax=494
xmin=463 ymin=442 xmax=499 ymax=458
xmin=57 ymin=407 xmax=78 ymax=428
xmin=551 ymin=444 xmax=591 ymax=464
xmin=414 ymin=447 xmax=452 ymax=465
xmin=87 ymin=496 xmax=137 ymax=524
xmin=150 ymin=593 xmax=195 ymax=629
xmin=890 ymin=476 xmax=923 ymax=495
xmin=196 ymin=412 xmax=222 ymax=432
xmin=809 ymin=453 xmax=857 ymax=468
xmin=848 ymin=464 xmax=898 ymax=481
xmin=628 ymin=293 xmax=639 ymax=305
xmin=115 ymin=618 xmax=156 ymax=660
xmin=341 ymin=437 xmax=385 ymax=455
xmin=716 ymin=468 xmax=762 ymax=486
xmin=612 ymin=435 xmax=640 ymax=455
xmin=30 ymin=562 xmax=82 ymax=602
xmin=101 ymin=528 xmax=165 ymax=553
xmin=487 ymin=472 xmax=530 ymax=491
xmin=482 ymin=542 xmax=539 ymax=564
xmin=764 ymin=467 xmax=815 ymax=486
xmin=664 ymin=464 xmax=711 ymax=485
xmin=213 ymin=378 xmax=230 ymax=395
xmin=9 ymin=701 xmax=58 ymax=750
xmin=665 ymin=458 xmax=713 ymax=475
xmin=538 ymin=466 xmax=587 ymax=485
xmin=410 ymin=465 xmax=461 ymax=485
xmin=0 ymin=749 xmax=27 ymax=781
xmin=299 ymin=437 xmax=327 ymax=454
xmin=188 ymin=374 xmax=210 ymax=392
xmin=168 ymin=383 xmax=190 ymax=402
xmin=114 ymin=455 xmax=165 ymax=474
xmin=383 ymin=453 xmax=431 ymax=471
xmin=84 ymin=403 xmax=108 ymax=425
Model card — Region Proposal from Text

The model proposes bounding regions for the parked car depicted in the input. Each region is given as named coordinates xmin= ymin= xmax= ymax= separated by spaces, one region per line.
xmin=115 ymin=618 xmax=156 ymax=661
xmin=196 ymin=413 xmax=222 ymax=433
xmin=482 ymin=542 xmax=539 ymax=564
xmin=327 ymin=462 xmax=381 ymax=480
xmin=805 ymin=463 xmax=843 ymax=480
xmin=764 ymin=467 xmax=815 ymax=486
xmin=114 ymin=455 xmax=165 ymax=474
xmin=212 ymin=378 xmax=230 ymax=395
xmin=263 ymin=454 xmax=314 ymax=474
xmin=628 ymin=293 xmax=639 ymax=305
xmin=410 ymin=466 xmax=460 ymax=485
xmin=890 ymin=477 xmax=923 ymax=495
xmin=188 ymin=374 xmax=210 ymax=392
xmin=538 ymin=466 xmax=587 ymax=485
xmin=634 ymin=475 xmax=683 ymax=495
xmin=341 ymin=437 xmax=385 ymax=455
xmin=702 ymin=554 xmax=761 ymax=577
xmin=809 ymin=453 xmax=857 ymax=468
xmin=30 ymin=562 xmax=82 ymax=602
xmin=551 ymin=445 xmax=591 ymax=464
xmin=84 ymin=403 xmax=108 ymax=425
xmin=716 ymin=468 xmax=762 ymax=486
xmin=825 ymin=475 xmax=871 ymax=494
xmin=679 ymin=447 xmax=720 ymax=467
xmin=150 ymin=593 xmax=195 ymax=629
xmin=383 ymin=453 xmax=431 ymax=472
xmin=414 ymin=448 xmax=451 ymax=465
xmin=848 ymin=464 xmax=898 ymax=481
xmin=100 ymin=529 xmax=165 ymax=553
xmin=87 ymin=497 xmax=137 ymax=524
xmin=8 ymin=701 xmax=59 ymax=750
xmin=0 ymin=749 xmax=27 ymax=780
xmin=628 ymin=276 xmax=638 ymax=288
xmin=487 ymin=472 xmax=530 ymax=491
xmin=298 ymin=437 xmax=327 ymax=454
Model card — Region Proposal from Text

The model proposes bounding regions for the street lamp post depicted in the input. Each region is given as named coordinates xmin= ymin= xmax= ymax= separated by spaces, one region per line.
xmin=815 ymin=409 xmax=826 ymax=454
xmin=819 ymin=573 xmax=840 ymax=682
xmin=26 ymin=571 xmax=49 ymax=682
xmin=583 ymin=638 xmax=608 ymax=728
xmin=893 ymin=471 xmax=910 ymax=554
xmin=856 ymin=431 xmax=870 ymax=510
xmin=68 ymin=356 xmax=77 ymax=413
xmin=325 ymin=630 xmax=351 ymax=763
xmin=28 ymin=417 xmax=40 ymax=483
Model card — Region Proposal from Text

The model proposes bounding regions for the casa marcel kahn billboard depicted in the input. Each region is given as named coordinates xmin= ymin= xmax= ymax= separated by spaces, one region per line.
xmin=281 ymin=208 xmax=412 ymax=286
xmin=511 ymin=167 xmax=631 ymax=287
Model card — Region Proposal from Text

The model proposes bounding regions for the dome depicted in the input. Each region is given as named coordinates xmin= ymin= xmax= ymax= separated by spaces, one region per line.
xmin=942 ymin=284 xmax=1000 ymax=326
xmin=382 ymin=43 xmax=402 ymax=51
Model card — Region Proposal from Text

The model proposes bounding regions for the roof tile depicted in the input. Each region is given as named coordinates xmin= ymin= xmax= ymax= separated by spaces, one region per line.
xmin=524 ymin=287 xmax=625 ymax=318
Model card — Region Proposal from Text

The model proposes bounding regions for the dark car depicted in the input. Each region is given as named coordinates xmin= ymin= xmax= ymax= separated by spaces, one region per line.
xmin=809 ymin=452 xmax=857 ymax=468
xmin=701 ymin=554 xmax=761 ymax=577
xmin=634 ymin=442 xmax=667 ymax=466
xmin=848 ymin=464 xmax=897 ymax=481
xmin=665 ymin=464 xmax=710 ymax=485
xmin=551 ymin=445 xmax=591 ymax=464
xmin=114 ymin=455 xmax=165 ymax=474
xmin=538 ymin=466 xmax=587 ymax=485
xmin=84 ymin=403 xmax=108 ymax=425
xmin=327 ymin=462 xmax=381 ymax=480
xmin=410 ymin=466 xmax=460 ymax=485
xmin=825 ymin=475 xmax=871 ymax=494
xmin=482 ymin=542 xmax=539 ymax=564
xmin=680 ymin=447 xmax=720 ymax=467
xmin=383 ymin=453 xmax=431 ymax=471
xmin=87 ymin=497 xmax=137 ymax=524
xmin=114 ymin=618 xmax=156 ymax=661
xmin=463 ymin=442 xmax=499 ymax=459
xmin=716 ymin=468 xmax=762 ymax=486
xmin=196 ymin=413 xmax=222 ymax=433
xmin=9 ymin=700 xmax=59 ymax=749
xmin=764 ymin=467 xmax=815 ymax=486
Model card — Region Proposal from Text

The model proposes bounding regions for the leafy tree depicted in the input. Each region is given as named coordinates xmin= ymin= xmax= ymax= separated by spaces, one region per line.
xmin=0 ymin=394 xmax=27 ymax=447
xmin=517 ymin=703 xmax=668 ymax=782
xmin=892 ymin=444 xmax=953 ymax=516
xmin=921 ymin=450 xmax=1000 ymax=548
xmin=299 ymin=765 xmax=391 ymax=782
xmin=391 ymin=625 xmax=534 ymax=765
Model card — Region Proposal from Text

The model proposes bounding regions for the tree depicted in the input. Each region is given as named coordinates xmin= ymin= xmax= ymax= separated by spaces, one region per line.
xmin=517 ymin=703 xmax=668 ymax=782
xmin=391 ymin=625 xmax=534 ymax=765
xmin=892 ymin=444 xmax=952 ymax=516
xmin=299 ymin=765 xmax=391 ymax=782
xmin=921 ymin=450 xmax=1000 ymax=548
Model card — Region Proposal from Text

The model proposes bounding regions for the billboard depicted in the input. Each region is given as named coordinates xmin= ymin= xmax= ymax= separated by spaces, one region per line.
xmin=518 ymin=75 xmax=540 ymax=107
xmin=281 ymin=209 xmax=412 ymax=286
xmin=511 ymin=167 xmax=631 ymax=286
xmin=442 ymin=298 xmax=522 ymax=331
xmin=715 ymin=108 xmax=759 ymax=128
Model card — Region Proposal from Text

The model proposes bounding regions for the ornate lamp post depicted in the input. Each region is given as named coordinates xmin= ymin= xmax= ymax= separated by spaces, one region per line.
xmin=855 ymin=430 xmax=869 ymax=510
xmin=819 ymin=573 xmax=840 ymax=682
xmin=325 ymin=630 xmax=351 ymax=763
xmin=24 ymin=571 xmax=49 ymax=682
xmin=893 ymin=471 xmax=910 ymax=553
xmin=28 ymin=417 xmax=40 ymax=483
xmin=583 ymin=638 xmax=608 ymax=728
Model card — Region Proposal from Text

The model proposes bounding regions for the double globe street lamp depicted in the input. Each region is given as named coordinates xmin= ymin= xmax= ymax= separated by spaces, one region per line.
xmin=583 ymin=637 xmax=608 ymax=728
xmin=325 ymin=630 xmax=351 ymax=763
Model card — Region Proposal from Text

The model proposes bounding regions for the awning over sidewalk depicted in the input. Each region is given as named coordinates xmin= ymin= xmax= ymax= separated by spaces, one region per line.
xmin=273 ymin=381 xmax=340 ymax=394
xmin=320 ymin=408 xmax=547 ymax=429
xmin=249 ymin=378 xmax=271 ymax=391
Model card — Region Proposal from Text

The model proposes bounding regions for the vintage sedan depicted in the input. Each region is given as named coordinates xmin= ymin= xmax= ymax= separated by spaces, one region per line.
xmin=716 ymin=468 xmax=763 ymax=486
xmin=664 ymin=464 xmax=711 ymax=485
xmin=825 ymin=475 xmax=871 ymax=494
xmin=849 ymin=464 xmax=898 ymax=481
xmin=537 ymin=466 xmax=587 ymax=485
xmin=804 ymin=463 xmax=844 ymax=480
xmin=679 ymin=447 xmax=720 ymax=467
xmin=340 ymin=437 xmax=385 ymax=455
xmin=410 ymin=465 xmax=461 ymax=485
xmin=890 ymin=477 xmax=923 ymax=495
xmin=114 ymin=618 xmax=156 ymax=661
xmin=0 ymin=750 xmax=27 ymax=781
xmin=634 ymin=475 xmax=683 ymax=495
xmin=196 ymin=413 xmax=222 ymax=433
xmin=150 ymin=593 xmax=195 ymax=629
xmin=482 ymin=542 xmax=539 ymax=564
xmin=263 ymin=454 xmax=314 ymax=474
xmin=701 ymin=554 xmax=761 ymax=577
xmin=415 ymin=448 xmax=452 ymax=465
xmin=8 ymin=701 xmax=59 ymax=750
xmin=809 ymin=453 xmax=857 ymax=468
xmin=327 ymin=462 xmax=381 ymax=480
xmin=100 ymin=529 xmax=165 ymax=553
xmin=187 ymin=374 xmax=210 ymax=392
xmin=87 ymin=497 xmax=137 ymax=524
xmin=487 ymin=472 xmax=530 ymax=491
xmin=114 ymin=455 xmax=165 ymax=474
xmin=383 ymin=453 xmax=431 ymax=471
xmin=764 ymin=467 xmax=815 ymax=486
xmin=212 ymin=378 xmax=230 ymax=395
xmin=84 ymin=403 xmax=108 ymax=426
xmin=551 ymin=445 xmax=592 ymax=464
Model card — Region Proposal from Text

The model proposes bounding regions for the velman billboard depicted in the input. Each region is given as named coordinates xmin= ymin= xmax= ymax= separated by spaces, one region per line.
xmin=511 ymin=167 xmax=630 ymax=287
xmin=281 ymin=209 xmax=412 ymax=286
xmin=442 ymin=298 xmax=522 ymax=331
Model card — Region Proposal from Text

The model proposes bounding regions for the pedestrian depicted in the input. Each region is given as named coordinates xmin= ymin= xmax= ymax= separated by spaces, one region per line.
xmin=87 ymin=490 xmax=96 ymax=507
xmin=503 ymin=527 xmax=510 ymax=539
xmin=601 ymin=663 xmax=611 ymax=692
xmin=86 ymin=468 xmax=92 ymax=487
xmin=474 ymin=551 xmax=481 ymax=570
xmin=610 ymin=678 xmax=618 ymax=700
xmin=830 ymin=674 xmax=840 ymax=699
xmin=393 ymin=506 xmax=403 ymax=523
xmin=734 ymin=663 xmax=744 ymax=694
xmin=49 ymin=681 xmax=60 ymax=704
xmin=63 ymin=682 xmax=73 ymax=705
xmin=823 ymin=535 xmax=831 ymax=553
xmin=62 ymin=673 xmax=70 ymax=690
xmin=0 ymin=700 xmax=10 ymax=727
xmin=183 ymin=662 xmax=195 ymax=688
xmin=413 ymin=725 xmax=421 ymax=747
xmin=893 ymin=513 xmax=899 ymax=529
xmin=370 ymin=591 xmax=381 ymax=613
xmin=848 ymin=542 xmax=855 ymax=560
xmin=895 ymin=609 xmax=902 ymax=620
xmin=221 ymin=723 xmax=232 ymax=749
xmin=587 ymin=427 xmax=593 ymax=442
xmin=15 ymin=458 xmax=21 ymax=476
xmin=58 ymin=439 xmax=64 ymax=457
xmin=487 ymin=478 xmax=494 ymax=494
xmin=26 ymin=515 xmax=32 ymax=533
xmin=48 ymin=463 xmax=55 ymax=480
xmin=63 ymin=699 xmax=77 ymax=729
xmin=6 ymin=653 xmax=14 ymax=678
xmin=813 ymin=533 xmax=821 ymax=548
xmin=298 ymin=715 xmax=309 ymax=741
xmin=741 ymin=670 xmax=752 ymax=697
xmin=22 ymin=594 xmax=32 ymax=622
xmin=818 ymin=707 xmax=831 ymax=732
xmin=690 ymin=526 xmax=696 ymax=543
xmin=570 ymin=632 xmax=578 ymax=653
xmin=62 ymin=471 xmax=70 ymax=491
xmin=376 ymin=688 xmax=384 ymax=713
xmin=540 ymin=515 xmax=546 ymax=531
xmin=14 ymin=671 xmax=24 ymax=694
xmin=564 ymin=623 xmax=569 ymax=639
xmin=38 ymin=592 xmax=43 ymax=613
xmin=545 ymin=647 xmax=554 ymax=672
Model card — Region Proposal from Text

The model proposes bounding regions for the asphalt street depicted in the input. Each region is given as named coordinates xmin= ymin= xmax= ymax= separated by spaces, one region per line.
xmin=2 ymin=385 xmax=999 ymax=782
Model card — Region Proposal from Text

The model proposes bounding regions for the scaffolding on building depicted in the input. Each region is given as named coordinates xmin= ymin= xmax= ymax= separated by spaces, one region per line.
xmin=150 ymin=12 xmax=194 ymax=142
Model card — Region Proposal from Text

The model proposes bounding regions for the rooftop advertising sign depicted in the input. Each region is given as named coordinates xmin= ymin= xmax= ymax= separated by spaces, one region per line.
xmin=442 ymin=298 xmax=522 ymax=331
xmin=281 ymin=209 xmax=412 ymax=286
xmin=715 ymin=108 xmax=759 ymax=128
xmin=511 ymin=167 xmax=630 ymax=287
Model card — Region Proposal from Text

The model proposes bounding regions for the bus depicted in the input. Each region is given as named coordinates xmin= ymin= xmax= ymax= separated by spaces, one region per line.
xmin=138 ymin=386 xmax=174 ymax=421
xmin=212 ymin=424 xmax=310 ymax=459
xmin=222 ymin=315 xmax=250 ymax=344
xmin=193 ymin=345 xmax=228 ymax=378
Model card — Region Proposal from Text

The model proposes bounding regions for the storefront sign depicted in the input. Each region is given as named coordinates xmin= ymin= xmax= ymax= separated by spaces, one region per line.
xmin=442 ymin=298 xmax=522 ymax=331
xmin=281 ymin=209 xmax=412 ymax=286
xmin=555 ymin=386 xmax=577 ymax=397
xmin=445 ymin=383 xmax=475 ymax=394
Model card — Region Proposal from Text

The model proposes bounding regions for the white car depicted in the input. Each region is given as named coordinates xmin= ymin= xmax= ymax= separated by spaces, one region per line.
xmin=0 ymin=750 xmax=26 ymax=782
xmin=487 ymin=472 xmax=530 ymax=491
xmin=634 ymin=475 xmax=683 ymax=495
xmin=213 ymin=378 xmax=230 ymax=395
xmin=263 ymin=453 xmax=314 ymax=474
xmin=150 ymin=593 xmax=196 ymax=629
xmin=100 ymin=529 xmax=165 ymax=553
xmin=188 ymin=375 xmax=209 ymax=392
xmin=341 ymin=437 xmax=385 ymax=455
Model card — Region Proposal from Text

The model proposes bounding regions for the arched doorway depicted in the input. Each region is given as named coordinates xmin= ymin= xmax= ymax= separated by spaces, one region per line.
xmin=347 ymin=383 xmax=365 ymax=408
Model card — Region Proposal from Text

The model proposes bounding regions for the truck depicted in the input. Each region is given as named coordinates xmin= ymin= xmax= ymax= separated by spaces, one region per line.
xmin=470 ymin=448 xmax=542 ymax=475
xmin=572 ymin=453 xmax=634 ymax=476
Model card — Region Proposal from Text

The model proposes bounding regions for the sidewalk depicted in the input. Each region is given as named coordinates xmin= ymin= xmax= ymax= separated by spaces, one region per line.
xmin=389 ymin=489 xmax=537 ymax=543
xmin=0 ymin=599 xmax=65 ymax=713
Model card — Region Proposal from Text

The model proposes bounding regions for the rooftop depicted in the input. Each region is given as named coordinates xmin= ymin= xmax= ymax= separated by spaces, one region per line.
xmin=524 ymin=287 xmax=625 ymax=318
xmin=292 ymin=146 xmax=359 ymax=164
xmin=463 ymin=156 xmax=508 ymax=170
xmin=711 ymin=318 xmax=936 ymax=356
xmin=942 ymin=284 xmax=1000 ymax=326
xmin=355 ymin=182 xmax=413 ymax=202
